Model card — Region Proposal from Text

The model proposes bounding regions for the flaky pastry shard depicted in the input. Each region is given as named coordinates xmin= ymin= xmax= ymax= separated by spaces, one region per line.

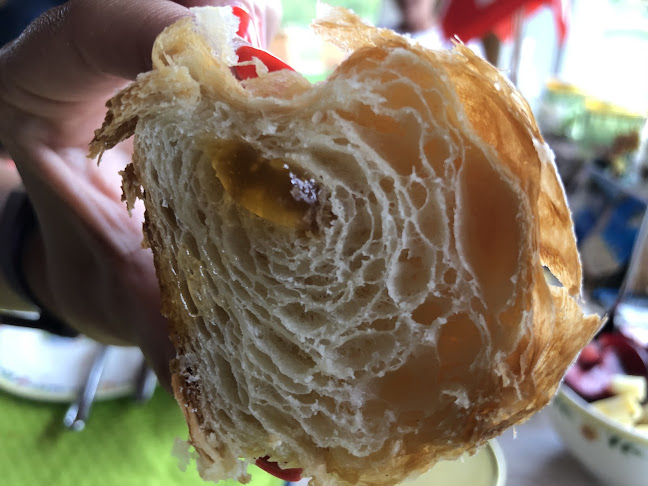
xmin=90 ymin=6 xmax=601 ymax=486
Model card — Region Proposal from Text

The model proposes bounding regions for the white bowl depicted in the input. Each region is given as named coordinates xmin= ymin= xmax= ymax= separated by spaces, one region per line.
xmin=402 ymin=439 xmax=506 ymax=486
xmin=547 ymin=384 xmax=648 ymax=486
xmin=288 ymin=440 xmax=506 ymax=486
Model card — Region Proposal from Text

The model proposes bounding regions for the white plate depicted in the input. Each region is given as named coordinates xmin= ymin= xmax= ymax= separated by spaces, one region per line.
xmin=288 ymin=440 xmax=506 ymax=486
xmin=0 ymin=324 xmax=144 ymax=402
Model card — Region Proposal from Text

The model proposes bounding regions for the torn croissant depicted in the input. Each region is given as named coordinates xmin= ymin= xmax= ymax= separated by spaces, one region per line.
xmin=90 ymin=6 xmax=601 ymax=486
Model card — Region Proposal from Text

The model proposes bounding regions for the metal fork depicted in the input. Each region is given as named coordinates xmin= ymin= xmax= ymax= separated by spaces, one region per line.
xmin=63 ymin=343 xmax=109 ymax=431
xmin=133 ymin=358 xmax=157 ymax=403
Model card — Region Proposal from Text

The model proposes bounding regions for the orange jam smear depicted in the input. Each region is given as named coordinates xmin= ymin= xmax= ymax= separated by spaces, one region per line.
xmin=205 ymin=140 xmax=320 ymax=229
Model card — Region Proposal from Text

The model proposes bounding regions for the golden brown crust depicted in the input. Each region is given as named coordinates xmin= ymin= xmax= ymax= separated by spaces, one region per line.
xmin=88 ymin=65 xmax=202 ymax=162
xmin=117 ymin=142 xmax=208 ymax=442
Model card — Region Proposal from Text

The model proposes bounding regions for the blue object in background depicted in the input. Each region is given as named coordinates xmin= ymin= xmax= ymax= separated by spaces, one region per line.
xmin=599 ymin=197 xmax=646 ymax=266
xmin=592 ymin=287 xmax=620 ymax=309
xmin=574 ymin=206 xmax=602 ymax=242
xmin=571 ymin=168 xmax=647 ymax=304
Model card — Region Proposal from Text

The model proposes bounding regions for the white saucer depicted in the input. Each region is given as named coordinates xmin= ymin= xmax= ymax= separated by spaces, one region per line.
xmin=0 ymin=324 xmax=144 ymax=402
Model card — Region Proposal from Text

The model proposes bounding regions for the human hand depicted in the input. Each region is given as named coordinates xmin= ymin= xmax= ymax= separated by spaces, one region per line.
xmin=0 ymin=0 xmax=278 ymax=391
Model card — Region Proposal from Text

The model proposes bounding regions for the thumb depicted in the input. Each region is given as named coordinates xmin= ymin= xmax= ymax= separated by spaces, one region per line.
xmin=0 ymin=0 xmax=194 ymax=107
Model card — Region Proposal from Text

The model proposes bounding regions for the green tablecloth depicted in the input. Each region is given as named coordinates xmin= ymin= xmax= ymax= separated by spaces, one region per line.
xmin=0 ymin=389 xmax=284 ymax=486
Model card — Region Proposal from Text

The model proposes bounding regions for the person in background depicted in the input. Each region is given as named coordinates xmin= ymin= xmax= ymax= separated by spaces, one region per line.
xmin=0 ymin=0 xmax=278 ymax=391
xmin=391 ymin=0 xmax=500 ymax=63
xmin=394 ymin=0 xmax=448 ymax=47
